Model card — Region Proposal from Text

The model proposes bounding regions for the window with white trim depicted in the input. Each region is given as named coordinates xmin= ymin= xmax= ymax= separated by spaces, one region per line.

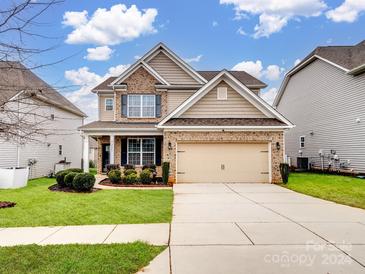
xmin=127 ymin=138 xmax=155 ymax=166
xmin=127 ymin=95 xmax=155 ymax=118
xmin=105 ymin=98 xmax=114 ymax=111
xmin=299 ymin=136 xmax=305 ymax=148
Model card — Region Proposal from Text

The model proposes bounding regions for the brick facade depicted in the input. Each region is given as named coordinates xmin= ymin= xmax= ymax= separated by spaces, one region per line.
xmin=162 ymin=131 xmax=284 ymax=183
xmin=114 ymin=67 xmax=168 ymax=123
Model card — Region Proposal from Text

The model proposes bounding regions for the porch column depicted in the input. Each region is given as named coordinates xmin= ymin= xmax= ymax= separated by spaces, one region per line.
xmin=109 ymin=134 xmax=115 ymax=165
xmin=83 ymin=135 xmax=89 ymax=172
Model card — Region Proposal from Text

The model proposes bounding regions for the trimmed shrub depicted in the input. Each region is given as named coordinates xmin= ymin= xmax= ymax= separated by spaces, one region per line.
xmin=89 ymin=160 xmax=95 ymax=168
xmin=108 ymin=169 xmax=122 ymax=184
xmin=106 ymin=164 xmax=120 ymax=173
xmin=124 ymin=173 xmax=138 ymax=185
xmin=162 ymin=162 xmax=170 ymax=185
xmin=280 ymin=163 xmax=290 ymax=184
xmin=64 ymin=172 xmax=78 ymax=187
xmin=140 ymin=169 xmax=152 ymax=184
xmin=142 ymin=164 xmax=156 ymax=172
xmin=66 ymin=168 xmax=83 ymax=173
xmin=72 ymin=173 xmax=96 ymax=192
xmin=123 ymin=164 xmax=135 ymax=170
xmin=55 ymin=170 xmax=69 ymax=187
xmin=124 ymin=168 xmax=137 ymax=176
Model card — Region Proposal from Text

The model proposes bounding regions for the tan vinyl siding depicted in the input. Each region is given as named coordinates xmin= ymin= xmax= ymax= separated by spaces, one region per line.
xmin=99 ymin=95 xmax=114 ymax=121
xmin=180 ymin=81 xmax=267 ymax=118
xmin=167 ymin=91 xmax=194 ymax=114
xmin=277 ymin=59 xmax=365 ymax=173
xmin=148 ymin=52 xmax=199 ymax=85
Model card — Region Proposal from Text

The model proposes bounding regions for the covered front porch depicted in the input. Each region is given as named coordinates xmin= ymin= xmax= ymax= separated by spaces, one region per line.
xmin=80 ymin=122 xmax=164 ymax=175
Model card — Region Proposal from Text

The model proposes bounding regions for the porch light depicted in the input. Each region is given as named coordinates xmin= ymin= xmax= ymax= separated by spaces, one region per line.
xmin=168 ymin=141 xmax=172 ymax=150
xmin=276 ymin=142 xmax=281 ymax=151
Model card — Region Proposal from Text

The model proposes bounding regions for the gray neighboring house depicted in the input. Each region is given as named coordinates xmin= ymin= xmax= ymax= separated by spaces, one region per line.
xmin=0 ymin=62 xmax=86 ymax=178
xmin=274 ymin=40 xmax=365 ymax=173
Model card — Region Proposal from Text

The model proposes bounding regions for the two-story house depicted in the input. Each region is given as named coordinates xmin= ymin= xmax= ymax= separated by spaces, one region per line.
xmin=79 ymin=43 xmax=293 ymax=183
xmin=274 ymin=40 xmax=365 ymax=173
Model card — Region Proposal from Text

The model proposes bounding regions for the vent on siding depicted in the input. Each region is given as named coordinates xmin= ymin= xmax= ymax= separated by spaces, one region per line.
xmin=217 ymin=87 xmax=227 ymax=100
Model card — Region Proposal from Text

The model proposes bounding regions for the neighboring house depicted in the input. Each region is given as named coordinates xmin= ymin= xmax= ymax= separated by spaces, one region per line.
xmin=0 ymin=62 xmax=86 ymax=178
xmin=89 ymin=137 xmax=98 ymax=166
xmin=80 ymin=43 xmax=293 ymax=183
xmin=274 ymin=40 xmax=365 ymax=173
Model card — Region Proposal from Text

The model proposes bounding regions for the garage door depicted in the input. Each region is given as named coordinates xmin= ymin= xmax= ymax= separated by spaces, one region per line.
xmin=176 ymin=143 xmax=270 ymax=183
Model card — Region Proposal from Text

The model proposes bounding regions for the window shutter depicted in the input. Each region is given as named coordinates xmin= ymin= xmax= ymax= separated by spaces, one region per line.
xmin=155 ymin=95 xmax=161 ymax=118
xmin=121 ymin=138 xmax=127 ymax=165
xmin=121 ymin=95 xmax=128 ymax=117
xmin=155 ymin=137 xmax=162 ymax=166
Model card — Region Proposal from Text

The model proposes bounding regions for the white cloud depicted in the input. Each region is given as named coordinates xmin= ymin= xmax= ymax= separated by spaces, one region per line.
xmin=220 ymin=0 xmax=327 ymax=38
xmin=184 ymin=55 xmax=203 ymax=63
xmin=326 ymin=0 xmax=365 ymax=23
xmin=237 ymin=27 xmax=247 ymax=36
xmin=263 ymin=65 xmax=284 ymax=81
xmin=260 ymin=87 xmax=278 ymax=105
xmin=294 ymin=58 xmax=301 ymax=66
xmin=232 ymin=60 xmax=284 ymax=81
xmin=63 ymin=4 xmax=158 ymax=45
xmin=85 ymin=46 xmax=113 ymax=61
xmin=212 ymin=21 xmax=219 ymax=27
xmin=64 ymin=64 xmax=130 ymax=121
xmin=134 ymin=55 xmax=142 ymax=60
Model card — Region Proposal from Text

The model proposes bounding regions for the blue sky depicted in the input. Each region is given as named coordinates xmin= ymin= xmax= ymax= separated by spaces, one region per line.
xmin=19 ymin=0 xmax=365 ymax=121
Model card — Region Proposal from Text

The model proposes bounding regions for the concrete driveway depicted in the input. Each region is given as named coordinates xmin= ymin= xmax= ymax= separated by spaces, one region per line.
xmin=167 ymin=183 xmax=365 ymax=274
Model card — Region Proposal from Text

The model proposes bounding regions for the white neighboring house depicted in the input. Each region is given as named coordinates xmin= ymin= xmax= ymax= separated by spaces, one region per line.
xmin=0 ymin=62 xmax=86 ymax=178
xmin=274 ymin=40 xmax=365 ymax=173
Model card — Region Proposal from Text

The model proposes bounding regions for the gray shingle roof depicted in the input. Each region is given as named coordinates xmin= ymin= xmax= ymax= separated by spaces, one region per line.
xmin=300 ymin=40 xmax=365 ymax=70
xmin=0 ymin=61 xmax=86 ymax=117
xmin=163 ymin=118 xmax=286 ymax=127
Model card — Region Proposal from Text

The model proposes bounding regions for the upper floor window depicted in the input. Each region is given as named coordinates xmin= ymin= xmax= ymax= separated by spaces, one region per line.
xmin=128 ymin=95 xmax=155 ymax=118
xmin=105 ymin=98 xmax=114 ymax=111
xmin=299 ymin=136 xmax=305 ymax=148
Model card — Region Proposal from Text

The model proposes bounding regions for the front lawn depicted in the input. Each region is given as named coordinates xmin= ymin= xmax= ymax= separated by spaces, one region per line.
xmin=0 ymin=242 xmax=165 ymax=274
xmin=283 ymin=172 xmax=365 ymax=209
xmin=0 ymin=178 xmax=172 ymax=227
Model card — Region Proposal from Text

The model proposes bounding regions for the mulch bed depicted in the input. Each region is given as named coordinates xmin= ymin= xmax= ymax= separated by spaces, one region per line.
xmin=0 ymin=201 xmax=16 ymax=209
xmin=48 ymin=184 xmax=100 ymax=193
xmin=99 ymin=179 xmax=171 ymax=188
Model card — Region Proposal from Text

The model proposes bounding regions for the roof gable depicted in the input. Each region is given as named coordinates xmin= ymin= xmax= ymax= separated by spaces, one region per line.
xmin=111 ymin=43 xmax=207 ymax=87
xmin=158 ymin=70 xmax=293 ymax=128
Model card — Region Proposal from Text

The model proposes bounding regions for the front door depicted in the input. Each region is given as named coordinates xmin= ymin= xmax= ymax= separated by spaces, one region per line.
xmin=102 ymin=144 xmax=110 ymax=172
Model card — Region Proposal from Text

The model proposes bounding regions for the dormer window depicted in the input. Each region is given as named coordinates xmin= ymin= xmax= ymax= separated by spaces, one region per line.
xmin=217 ymin=87 xmax=227 ymax=100
xmin=105 ymin=98 xmax=114 ymax=111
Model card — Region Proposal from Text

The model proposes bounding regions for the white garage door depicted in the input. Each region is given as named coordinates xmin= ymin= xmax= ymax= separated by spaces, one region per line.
xmin=176 ymin=143 xmax=270 ymax=183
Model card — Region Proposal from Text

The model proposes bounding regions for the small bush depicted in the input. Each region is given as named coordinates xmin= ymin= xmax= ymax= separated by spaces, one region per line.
xmin=89 ymin=160 xmax=95 ymax=168
xmin=280 ymin=163 xmax=290 ymax=184
xmin=123 ymin=164 xmax=135 ymax=170
xmin=66 ymin=168 xmax=83 ymax=173
xmin=124 ymin=168 xmax=137 ymax=176
xmin=140 ymin=169 xmax=152 ymax=184
xmin=108 ymin=169 xmax=122 ymax=184
xmin=124 ymin=173 xmax=138 ymax=185
xmin=142 ymin=164 xmax=156 ymax=172
xmin=72 ymin=173 xmax=96 ymax=192
xmin=106 ymin=164 xmax=120 ymax=173
xmin=64 ymin=172 xmax=78 ymax=187
xmin=162 ymin=162 xmax=170 ymax=185
xmin=55 ymin=170 xmax=69 ymax=187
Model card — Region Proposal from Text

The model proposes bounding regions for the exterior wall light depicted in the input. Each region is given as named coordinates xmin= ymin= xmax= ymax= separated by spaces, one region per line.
xmin=168 ymin=141 xmax=172 ymax=150
xmin=276 ymin=142 xmax=281 ymax=151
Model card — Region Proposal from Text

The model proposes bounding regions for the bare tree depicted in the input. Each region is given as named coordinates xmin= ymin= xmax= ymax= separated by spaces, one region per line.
xmin=0 ymin=0 xmax=85 ymax=144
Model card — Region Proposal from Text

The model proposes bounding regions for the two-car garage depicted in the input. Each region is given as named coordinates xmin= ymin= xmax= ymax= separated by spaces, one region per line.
xmin=176 ymin=143 xmax=270 ymax=183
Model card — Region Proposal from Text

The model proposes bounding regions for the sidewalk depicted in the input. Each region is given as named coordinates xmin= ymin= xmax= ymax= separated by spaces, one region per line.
xmin=0 ymin=223 xmax=169 ymax=246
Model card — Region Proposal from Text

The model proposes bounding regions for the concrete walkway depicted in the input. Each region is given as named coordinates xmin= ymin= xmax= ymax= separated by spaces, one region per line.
xmin=0 ymin=223 xmax=169 ymax=246
xmin=140 ymin=183 xmax=365 ymax=274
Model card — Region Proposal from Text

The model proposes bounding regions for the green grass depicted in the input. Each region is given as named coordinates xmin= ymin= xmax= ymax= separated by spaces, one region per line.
xmin=283 ymin=172 xmax=365 ymax=209
xmin=0 ymin=178 xmax=173 ymax=227
xmin=0 ymin=242 xmax=165 ymax=274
